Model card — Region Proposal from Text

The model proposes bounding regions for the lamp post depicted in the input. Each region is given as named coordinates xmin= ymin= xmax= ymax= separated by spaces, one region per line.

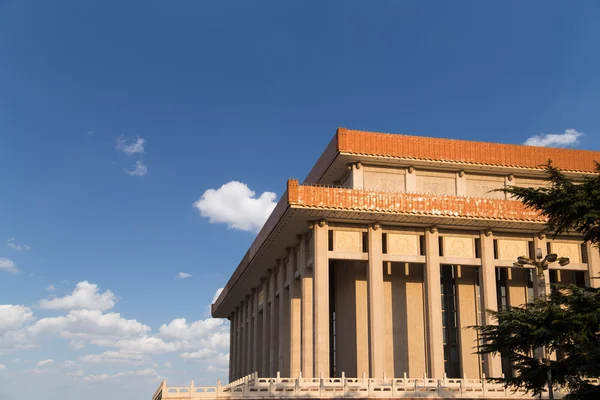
xmin=513 ymin=248 xmax=570 ymax=400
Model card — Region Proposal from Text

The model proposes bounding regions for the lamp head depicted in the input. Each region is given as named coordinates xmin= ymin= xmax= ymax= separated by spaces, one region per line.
xmin=517 ymin=256 xmax=529 ymax=265
xmin=546 ymin=253 xmax=558 ymax=263
xmin=558 ymin=257 xmax=570 ymax=267
xmin=535 ymin=248 xmax=543 ymax=260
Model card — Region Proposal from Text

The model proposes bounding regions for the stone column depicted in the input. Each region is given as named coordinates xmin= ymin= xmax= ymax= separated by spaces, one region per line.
xmin=253 ymin=288 xmax=260 ymax=374
xmin=236 ymin=306 xmax=242 ymax=379
xmin=289 ymin=248 xmax=302 ymax=377
xmin=585 ymin=243 xmax=600 ymax=288
xmin=278 ymin=260 xmax=290 ymax=376
xmin=456 ymin=171 xmax=467 ymax=196
xmin=313 ymin=220 xmax=330 ymax=377
xmin=269 ymin=268 xmax=278 ymax=376
xmin=301 ymin=235 xmax=314 ymax=378
xmin=405 ymin=166 xmax=416 ymax=192
xmin=533 ymin=234 xmax=550 ymax=298
xmin=367 ymin=224 xmax=384 ymax=378
xmin=262 ymin=277 xmax=271 ymax=377
xmin=246 ymin=296 xmax=252 ymax=375
xmin=349 ymin=162 xmax=364 ymax=189
xmin=240 ymin=301 xmax=246 ymax=377
xmin=424 ymin=227 xmax=444 ymax=378
xmin=229 ymin=311 xmax=236 ymax=382
xmin=480 ymin=231 xmax=502 ymax=377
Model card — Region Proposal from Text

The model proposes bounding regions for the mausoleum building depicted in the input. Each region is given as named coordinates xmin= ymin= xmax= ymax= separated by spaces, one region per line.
xmin=153 ymin=128 xmax=600 ymax=400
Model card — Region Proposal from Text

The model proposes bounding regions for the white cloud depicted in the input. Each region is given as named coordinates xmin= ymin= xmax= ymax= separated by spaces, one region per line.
xmin=0 ymin=364 xmax=6 ymax=370
xmin=0 ymin=305 xmax=34 ymax=334
xmin=193 ymin=181 xmax=277 ymax=232
xmin=158 ymin=318 xmax=226 ymax=343
xmin=125 ymin=161 xmax=148 ymax=177
xmin=212 ymin=288 xmax=224 ymax=304
xmin=6 ymin=238 xmax=30 ymax=251
xmin=164 ymin=361 xmax=172 ymax=368
xmin=69 ymin=340 xmax=85 ymax=350
xmin=29 ymin=309 xmax=151 ymax=340
xmin=37 ymin=359 xmax=53 ymax=367
xmin=176 ymin=272 xmax=191 ymax=279
xmin=0 ymin=257 xmax=19 ymax=273
xmin=45 ymin=284 xmax=56 ymax=292
xmin=83 ymin=368 xmax=157 ymax=382
xmin=80 ymin=351 xmax=145 ymax=366
xmin=62 ymin=360 xmax=77 ymax=368
xmin=38 ymin=281 xmax=117 ymax=311
xmin=116 ymin=135 xmax=146 ymax=155
xmin=523 ymin=128 xmax=583 ymax=147
xmin=67 ymin=369 xmax=85 ymax=377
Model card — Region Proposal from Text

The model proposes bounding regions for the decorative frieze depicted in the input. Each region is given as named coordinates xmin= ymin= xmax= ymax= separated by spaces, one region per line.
xmin=550 ymin=242 xmax=581 ymax=263
xmin=497 ymin=239 xmax=529 ymax=260
xmin=387 ymin=233 xmax=419 ymax=256
xmin=443 ymin=237 xmax=475 ymax=258
xmin=333 ymin=231 xmax=362 ymax=253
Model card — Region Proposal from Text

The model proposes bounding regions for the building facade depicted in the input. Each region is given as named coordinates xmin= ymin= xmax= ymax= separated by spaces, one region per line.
xmin=211 ymin=128 xmax=600 ymax=384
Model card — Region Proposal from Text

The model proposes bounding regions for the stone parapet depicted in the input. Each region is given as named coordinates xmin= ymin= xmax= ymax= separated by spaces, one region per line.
xmin=153 ymin=372 xmax=598 ymax=399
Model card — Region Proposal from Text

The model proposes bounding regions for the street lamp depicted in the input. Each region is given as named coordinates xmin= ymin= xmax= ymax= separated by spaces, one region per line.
xmin=513 ymin=248 xmax=570 ymax=400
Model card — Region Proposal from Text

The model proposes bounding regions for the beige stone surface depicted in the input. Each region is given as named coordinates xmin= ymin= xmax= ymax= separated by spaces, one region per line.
xmin=480 ymin=232 xmax=502 ymax=377
xmin=466 ymin=175 xmax=505 ymax=199
xmin=585 ymin=243 xmax=600 ymax=288
xmin=364 ymin=169 xmax=406 ymax=192
xmin=383 ymin=263 xmax=426 ymax=377
xmin=387 ymin=233 xmax=419 ymax=256
xmin=367 ymin=226 xmax=384 ymax=378
xmin=443 ymin=237 xmax=475 ymax=259
xmin=424 ymin=229 xmax=444 ymax=378
xmin=313 ymin=222 xmax=330 ymax=377
xmin=497 ymin=239 xmax=529 ymax=260
xmin=455 ymin=265 xmax=481 ymax=379
xmin=333 ymin=230 xmax=362 ymax=253
xmin=416 ymin=172 xmax=456 ymax=195
xmin=550 ymin=242 xmax=582 ymax=263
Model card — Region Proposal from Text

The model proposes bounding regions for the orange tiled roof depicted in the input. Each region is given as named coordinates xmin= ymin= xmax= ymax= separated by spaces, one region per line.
xmin=288 ymin=180 xmax=546 ymax=222
xmin=337 ymin=128 xmax=600 ymax=172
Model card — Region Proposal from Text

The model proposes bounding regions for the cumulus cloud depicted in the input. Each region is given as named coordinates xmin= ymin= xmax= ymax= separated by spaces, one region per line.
xmin=80 ymin=351 xmax=146 ymax=366
xmin=0 ymin=257 xmax=19 ymax=273
xmin=45 ymin=284 xmax=56 ymax=292
xmin=193 ymin=181 xmax=277 ymax=232
xmin=0 ymin=364 xmax=6 ymax=370
xmin=125 ymin=161 xmax=148 ymax=177
xmin=212 ymin=288 xmax=224 ymax=304
xmin=83 ymin=368 xmax=157 ymax=382
xmin=176 ymin=272 xmax=191 ymax=279
xmin=37 ymin=359 xmax=53 ymax=367
xmin=523 ymin=128 xmax=583 ymax=147
xmin=116 ymin=135 xmax=146 ymax=155
xmin=0 ymin=305 xmax=34 ymax=334
xmin=29 ymin=309 xmax=151 ymax=340
xmin=6 ymin=238 xmax=30 ymax=251
xmin=38 ymin=281 xmax=117 ymax=311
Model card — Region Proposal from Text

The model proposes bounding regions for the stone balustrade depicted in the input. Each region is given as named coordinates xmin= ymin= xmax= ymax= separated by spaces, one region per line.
xmin=153 ymin=373 xmax=599 ymax=399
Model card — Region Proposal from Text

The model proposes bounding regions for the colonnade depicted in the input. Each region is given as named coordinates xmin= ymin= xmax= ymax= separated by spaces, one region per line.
xmin=228 ymin=223 xmax=600 ymax=383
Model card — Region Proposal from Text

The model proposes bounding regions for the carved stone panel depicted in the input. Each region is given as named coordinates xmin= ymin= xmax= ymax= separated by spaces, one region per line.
xmin=416 ymin=174 xmax=456 ymax=195
xmin=443 ymin=237 xmax=475 ymax=258
xmin=466 ymin=176 xmax=506 ymax=199
xmin=549 ymin=242 xmax=581 ymax=263
xmin=387 ymin=233 xmax=419 ymax=256
xmin=333 ymin=231 xmax=362 ymax=253
xmin=497 ymin=239 xmax=529 ymax=260
xmin=364 ymin=171 xmax=405 ymax=192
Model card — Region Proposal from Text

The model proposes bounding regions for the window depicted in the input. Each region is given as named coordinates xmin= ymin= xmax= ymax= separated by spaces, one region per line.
xmin=441 ymin=265 xmax=460 ymax=378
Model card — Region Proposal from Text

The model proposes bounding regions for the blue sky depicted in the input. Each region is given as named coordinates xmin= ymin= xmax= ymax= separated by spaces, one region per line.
xmin=1 ymin=1 xmax=599 ymax=399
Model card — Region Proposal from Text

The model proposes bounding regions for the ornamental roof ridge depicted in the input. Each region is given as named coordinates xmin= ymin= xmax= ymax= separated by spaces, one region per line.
xmin=336 ymin=128 xmax=600 ymax=173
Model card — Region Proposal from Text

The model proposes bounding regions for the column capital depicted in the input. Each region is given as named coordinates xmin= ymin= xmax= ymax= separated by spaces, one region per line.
xmin=537 ymin=232 xmax=547 ymax=240
xmin=482 ymin=229 xmax=493 ymax=237
xmin=428 ymin=226 xmax=438 ymax=234
xmin=371 ymin=222 xmax=381 ymax=230
xmin=318 ymin=219 xmax=328 ymax=228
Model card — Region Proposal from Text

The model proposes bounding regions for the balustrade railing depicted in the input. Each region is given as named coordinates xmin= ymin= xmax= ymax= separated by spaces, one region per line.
xmin=153 ymin=372 xmax=600 ymax=399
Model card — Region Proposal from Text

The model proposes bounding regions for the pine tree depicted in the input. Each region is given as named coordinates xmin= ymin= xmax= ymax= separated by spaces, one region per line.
xmin=474 ymin=161 xmax=600 ymax=399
